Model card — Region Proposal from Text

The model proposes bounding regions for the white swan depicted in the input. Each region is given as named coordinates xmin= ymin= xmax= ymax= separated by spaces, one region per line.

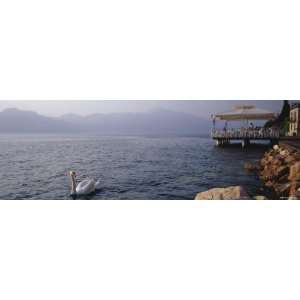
xmin=69 ymin=171 xmax=101 ymax=198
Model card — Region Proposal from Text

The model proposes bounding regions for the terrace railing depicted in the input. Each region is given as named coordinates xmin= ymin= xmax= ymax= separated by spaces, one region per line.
xmin=211 ymin=128 xmax=281 ymax=139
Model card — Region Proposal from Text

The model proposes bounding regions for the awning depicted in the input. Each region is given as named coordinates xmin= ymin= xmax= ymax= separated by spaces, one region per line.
xmin=213 ymin=105 xmax=277 ymax=121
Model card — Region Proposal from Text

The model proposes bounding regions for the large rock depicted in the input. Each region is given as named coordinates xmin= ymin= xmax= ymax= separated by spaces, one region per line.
xmin=195 ymin=186 xmax=250 ymax=200
xmin=289 ymin=162 xmax=300 ymax=182
xmin=255 ymin=195 xmax=268 ymax=200
xmin=274 ymin=183 xmax=291 ymax=197
xmin=274 ymin=166 xmax=289 ymax=179
xmin=284 ymin=155 xmax=296 ymax=165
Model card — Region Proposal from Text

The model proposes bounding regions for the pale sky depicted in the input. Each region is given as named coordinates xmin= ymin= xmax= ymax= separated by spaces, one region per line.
xmin=0 ymin=100 xmax=286 ymax=119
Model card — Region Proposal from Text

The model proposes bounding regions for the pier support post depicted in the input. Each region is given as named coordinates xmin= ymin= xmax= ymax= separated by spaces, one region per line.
xmin=216 ymin=139 xmax=230 ymax=147
xmin=242 ymin=139 xmax=250 ymax=148
xmin=216 ymin=139 xmax=224 ymax=146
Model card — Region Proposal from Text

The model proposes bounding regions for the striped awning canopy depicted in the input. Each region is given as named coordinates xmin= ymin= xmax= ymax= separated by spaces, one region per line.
xmin=213 ymin=105 xmax=277 ymax=121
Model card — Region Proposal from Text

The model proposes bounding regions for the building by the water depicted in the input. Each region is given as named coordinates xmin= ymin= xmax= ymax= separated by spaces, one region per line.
xmin=289 ymin=103 xmax=300 ymax=136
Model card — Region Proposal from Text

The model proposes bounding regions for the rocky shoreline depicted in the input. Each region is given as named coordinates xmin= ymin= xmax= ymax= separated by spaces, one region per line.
xmin=195 ymin=143 xmax=300 ymax=200
xmin=256 ymin=143 xmax=300 ymax=199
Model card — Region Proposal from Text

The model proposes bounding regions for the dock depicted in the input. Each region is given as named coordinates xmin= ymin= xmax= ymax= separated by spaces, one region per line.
xmin=212 ymin=129 xmax=300 ymax=148
xmin=211 ymin=105 xmax=282 ymax=148
xmin=211 ymin=128 xmax=280 ymax=147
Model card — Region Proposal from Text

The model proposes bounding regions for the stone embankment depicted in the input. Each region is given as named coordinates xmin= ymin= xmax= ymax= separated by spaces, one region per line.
xmin=258 ymin=144 xmax=300 ymax=199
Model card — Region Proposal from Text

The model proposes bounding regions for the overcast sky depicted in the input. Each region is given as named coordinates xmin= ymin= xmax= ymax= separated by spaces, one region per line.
xmin=0 ymin=100 xmax=288 ymax=119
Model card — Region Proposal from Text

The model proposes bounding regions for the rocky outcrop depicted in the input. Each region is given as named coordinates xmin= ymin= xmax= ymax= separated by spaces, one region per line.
xmin=259 ymin=144 xmax=300 ymax=199
xmin=195 ymin=143 xmax=300 ymax=200
xmin=195 ymin=186 xmax=250 ymax=200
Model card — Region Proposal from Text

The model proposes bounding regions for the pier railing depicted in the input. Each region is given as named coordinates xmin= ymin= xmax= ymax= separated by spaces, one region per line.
xmin=211 ymin=128 xmax=281 ymax=139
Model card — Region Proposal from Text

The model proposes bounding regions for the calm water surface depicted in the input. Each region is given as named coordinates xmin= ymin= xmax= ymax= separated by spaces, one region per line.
xmin=0 ymin=135 xmax=267 ymax=199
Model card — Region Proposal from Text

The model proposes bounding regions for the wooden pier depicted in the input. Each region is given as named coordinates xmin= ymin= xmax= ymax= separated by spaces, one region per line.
xmin=211 ymin=129 xmax=280 ymax=148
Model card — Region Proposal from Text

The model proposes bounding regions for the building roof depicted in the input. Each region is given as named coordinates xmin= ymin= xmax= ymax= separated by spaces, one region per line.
xmin=291 ymin=103 xmax=300 ymax=110
xmin=214 ymin=105 xmax=277 ymax=121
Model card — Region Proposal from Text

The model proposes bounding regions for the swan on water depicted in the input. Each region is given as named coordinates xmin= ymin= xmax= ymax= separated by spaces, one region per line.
xmin=69 ymin=171 xmax=101 ymax=199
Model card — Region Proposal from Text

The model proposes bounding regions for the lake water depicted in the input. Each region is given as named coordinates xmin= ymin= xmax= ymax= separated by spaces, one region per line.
xmin=0 ymin=135 xmax=268 ymax=200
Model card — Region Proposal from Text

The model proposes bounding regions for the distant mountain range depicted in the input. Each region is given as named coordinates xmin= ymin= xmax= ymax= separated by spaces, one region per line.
xmin=0 ymin=108 xmax=211 ymax=135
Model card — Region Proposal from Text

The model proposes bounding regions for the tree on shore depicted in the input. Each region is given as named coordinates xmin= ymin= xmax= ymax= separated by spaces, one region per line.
xmin=264 ymin=100 xmax=290 ymax=133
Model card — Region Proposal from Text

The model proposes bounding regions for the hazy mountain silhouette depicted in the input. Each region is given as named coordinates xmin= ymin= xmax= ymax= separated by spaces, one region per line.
xmin=61 ymin=109 xmax=211 ymax=135
xmin=0 ymin=108 xmax=210 ymax=135
xmin=0 ymin=108 xmax=75 ymax=133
